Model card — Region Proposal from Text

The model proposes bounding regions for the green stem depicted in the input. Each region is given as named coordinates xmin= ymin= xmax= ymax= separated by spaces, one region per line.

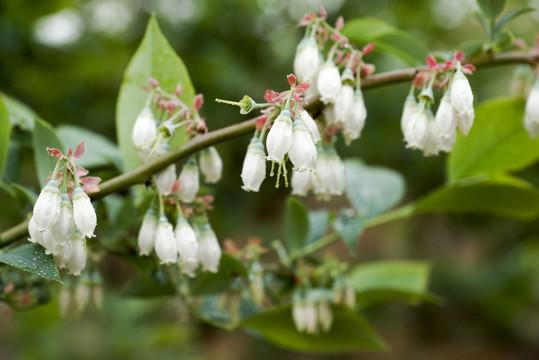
xmin=50 ymin=160 xmax=63 ymax=181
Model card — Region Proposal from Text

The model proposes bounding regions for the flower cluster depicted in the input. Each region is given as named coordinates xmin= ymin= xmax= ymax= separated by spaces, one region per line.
xmin=131 ymin=78 xmax=223 ymax=275
xmin=218 ymin=8 xmax=373 ymax=200
xmin=28 ymin=143 xmax=99 ymax=276
xmin=58 ymin=272 xmax=103 ymax=317
xmin=401 ymin=52 xmax=476 ymax=155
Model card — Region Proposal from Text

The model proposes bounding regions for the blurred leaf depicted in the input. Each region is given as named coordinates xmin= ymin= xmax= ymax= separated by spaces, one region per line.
xmin=116 ymin=15 xmax=195 ymax=171
xmin=492 ymin=29 xmax=514 ymax=50
xmin=349 ymin=260 xmax=435 ymax=308
xmin=474 ymin=10 xmax=492 ymax=38
xmin=0 ymin=96 xmax=10 ymax=180
xmin=342 ymin=17 xmax=428 ymax=66
xmin=32 ymin=118 xmax=64 ymax=184
xmin=10 ymin=184 xmax=37 ymax=215
xmin=458 ymin=40 xmax=486 ymax=58
xmin=477 ymin=0 xmax=506 ymax=19
xmin=307 ymin=209 xmax=329 ymax=244
xmin=0 ymin=92 xmax=37 ymax=130
xmin=344 ymin=159 xmax=405 ymax=218
xmin=0 ymin=244 xmax=61 ymax=283
xmin=332 ymin=210 xmax=364 ymax=253
xmin=415 ymin=182 xmax=539 ymax=220
xmin=57 ymin=124 xmax=122 ymax=171
xmin=283 ymin=196 xmax=309 ymax=253
xmin=189 ymin=253 xmax=248 ymax=296
xmin=495 ymin=7 xmax=536 ymax=32
xmin=448 ymin=98 xmax=539 ymax=182
xmin=242 ymin=305 xmax=387 ymax=353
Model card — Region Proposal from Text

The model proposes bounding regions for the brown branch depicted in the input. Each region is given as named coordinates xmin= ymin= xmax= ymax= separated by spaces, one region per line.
xmin=1 ymin=50 xmax=538 ymax=247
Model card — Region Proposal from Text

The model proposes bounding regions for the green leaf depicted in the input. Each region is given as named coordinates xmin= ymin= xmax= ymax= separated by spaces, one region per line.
xmin=492 ymin=29 xmax=514 ymax=51
xmin=32 ymin=118 xmax=64 ymax=184
xmin=448 ymin=98 xmax=539 ymax=182
xmin=0 ymin=244 xmax=61 ymax=283
xmin=495 ymin=7 xmax=536 ymax=32
xmin=189 ymin=253 xmax=248 ymax=296
xmin=477 ymin=0 xmax=506 ymax=19
xmin=344 ymin=159 xmax=406 ymax=218
xmin=116 ymin=15 xmax=195 ymax=171
xmin=0 ymin=96 xmax=10 ymax=180
xmin=415 ymin=182 xmax=539 ymax=220
xmin=307 ymin=209 xmax=329 ymax=244
xmin=242 ymin=305 xmax=387 ymax=353
xmin=283 ymin=197 xmax=309 ymax=253
xmin=473 ymin=10 xmax=492 ymax=38
xmin=57 ymin=124 xmax=123 ymax=171
xmin=349 ymin=260 xmax=435 ymax=308
xmin=458 ymin=39 xmax=487 ymax=59
xmin=332 ymin=210 xmax=364 ymax=253
xmin=342 ymin=17 xmax=428 ymax=66
xmin=0 ymin=92 xmax=38 ymax=130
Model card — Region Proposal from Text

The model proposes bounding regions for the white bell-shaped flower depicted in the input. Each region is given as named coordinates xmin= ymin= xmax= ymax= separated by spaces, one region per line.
xmin=401 ymin=93 xmax=417 ymax=134
xmin=58 ymin=285 xmax=70 ymax=318
xmin=293 ymin=37 xmax=320 ymax=83
xmin=33 ymin=180 xmax=61 ymax=231
xmin=67 ymin=235 xmax=87 ymax=276
xmin=266 ymin=110 xmax=293 ymax=164
xmin=155 ymin=164 xmax=176 ymax=196
xmin=343 ymin=89 xmax=367 ymax=145
xmin=241 ymin=137 xmax=266 ymax=192
xmin=175 ymin=216 xmax=199 ymax=277
xmin=451 ymin=69 xmax=474 ymax=135
xmin=298 ymin=109 xmax=321 ymax=143
xmin=313 ymin=147 xmax=331 ymax=199
xmin=176 ymin=159 xmax=199 ymax=203
xmin=291 ymin=170 xmax=313 ymax=197
xmin=51 ymin=194 xmax=75 ymax=255
xmin=28 ymin=217 xmax=44 ymax=246
xmin=74 ymin=276 xmax=91 ymax=312
xmin=322 ymin=103 xmax=337 ymax=126
xmin=154 ymin=216 xmax=178 ymax=265
xmin=524 ymin=81 xmax=539 ymax=137
xmin=303 ymin=301 xmax=318 ymax=335
xmin=292 ymin=301 xmax=308 ymax=333
xmin=317 ymin=300 xmax=333 ymax=332
xmin=72 ymin=187 xmax=97 ymax=238
xmin=334 ymin=84 xmax=355 ymax=125
xmin=404 ymin=105 xmax=429 ymax=149
xmin=317 ymin=60 xmax=342 ymax=104
xmin=327 ymin=149 xmax=345 ymax=196
xmin=421 ymin=112 xmax=440 ymax=156
xmin=288 ymin=120 xmax=317 ymax=172
xmin=434 ymin=91 xmax=457 ymax=152
xmin=197 ymin=223 xmax=221 ymax=273
xmin=132 ymin=107 xmax=158 ymax=151
xmin=199 ymin=146 xmax=223 ymax=184
xmin=138 ymin=208 xmax=157 ymax=256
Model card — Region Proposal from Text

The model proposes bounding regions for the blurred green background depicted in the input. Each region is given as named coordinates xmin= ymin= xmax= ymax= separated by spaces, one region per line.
xmin=1 ymin=0 xmax=539 ymax=358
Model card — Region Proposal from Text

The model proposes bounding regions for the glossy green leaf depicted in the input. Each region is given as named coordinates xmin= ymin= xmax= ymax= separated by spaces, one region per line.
xmin=242 ymin=305 xmax=387 ymax=353
xmin=0 ymin=92 xmax=37 ymax=130
xmin=307 ymin=209 xmax=329 ymax=244
xmin=495 ymin=7 xmax=536 ymax=32
xmin=332 ymin=210 xmax=364 ymax=253
xmin=0 ymin=244 xmax=61 ymax=283
xmin=57 ymin=124 xmax=122 ymax=171
xmin=0 ymin=96 xmax=10 ymax=180
xmin=283 ymin=196 xmax=309 ymax=252
xmin=116 ymin=15 xmax=195 ymax=171
xmin=349 ymin=260 xmax=434 ymax=308
xmin=32 ymin=118 xmax=65 ymax=184
xmin=342 ymin=17 xmax=428 ymax=66
xmin=344 ymin=159 xmax=406 ymax=218
xmin=477 ymin=0 xmax=506 ymax=19
xmin=448 ymin=98 xmax=539 ymax=182
xmin=415 ymin=182 xmax=539 ymax=220
xmin=189 ymin=253 xmax=248 ymax=296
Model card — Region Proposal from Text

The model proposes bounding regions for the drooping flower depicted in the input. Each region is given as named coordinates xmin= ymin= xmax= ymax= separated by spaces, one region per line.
xmin=28 ymin=217 xmax=44 ymax=246
xmin=176 ymin=158 xmax=199 ymax=203
xmin=313 ymin=147 xmax=345 ymax=200
xmin=154 ymin=164 xmax=176 ymax=196
xmin=288 ymin=119 xmax=317 ymax=172
xmin=199 ymin=146 xmax=223 ymax=184
xmin=138 ymin=208 xmax=157 ymax=256
xmin=67 ymin=234 xmax=87 ymax=276
xmin=322 ymin=103 xmax=337 ymax=126
xmin=404 ymin=104 xmax=429 ymax=149
xmin=241 ymin=137 xmax=266 ymax=192
xmin=72 ymin=187 xmax=97 ymax=238
xmin=451 ymin=68 xmax=474 ymax=136
xmin=50 ymin=193 xmax=76 ymax=255
xmin=524 ymin=80 xmax=539 ymax=138
xmin=334 ymin=84 xmax=355 ymax=125
xmin=317 ymin=300 xmax=333 ymax=332
xmin=131 ymin=107 xmax=158 ymax=161
xmin=197 ymin=223 xmax=221 ymax=273
xmin=154 ymin=216 xmax=178 ymax=265
xmin=434 ymin=90 xmax=457 ymax=152
xmin=175 ymin=216 xmax=199 ymax=277
xmin=298 ymin=109 xmax=321 ymax=143
xmin=317 ymin=60 xmax=342 ymax=104
xmin=293 ymin=37 xmax=321 ymax=83
xmin=343 ymin=89 xmax=367 ymax=144
xmin=74 ymin=275 xmax=91 ymax=313
xmin=32 ymin=180 xmax=61 ymax=231
xmin=401 ymin=93 xmax=417 ymax=135
xmin=266 ymin=110 xmax=293 ymax=164
xmin=291 ymin=170 xmax=313 ymax=197
xmin=249 ymin=262 xmax=265 ymax=306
